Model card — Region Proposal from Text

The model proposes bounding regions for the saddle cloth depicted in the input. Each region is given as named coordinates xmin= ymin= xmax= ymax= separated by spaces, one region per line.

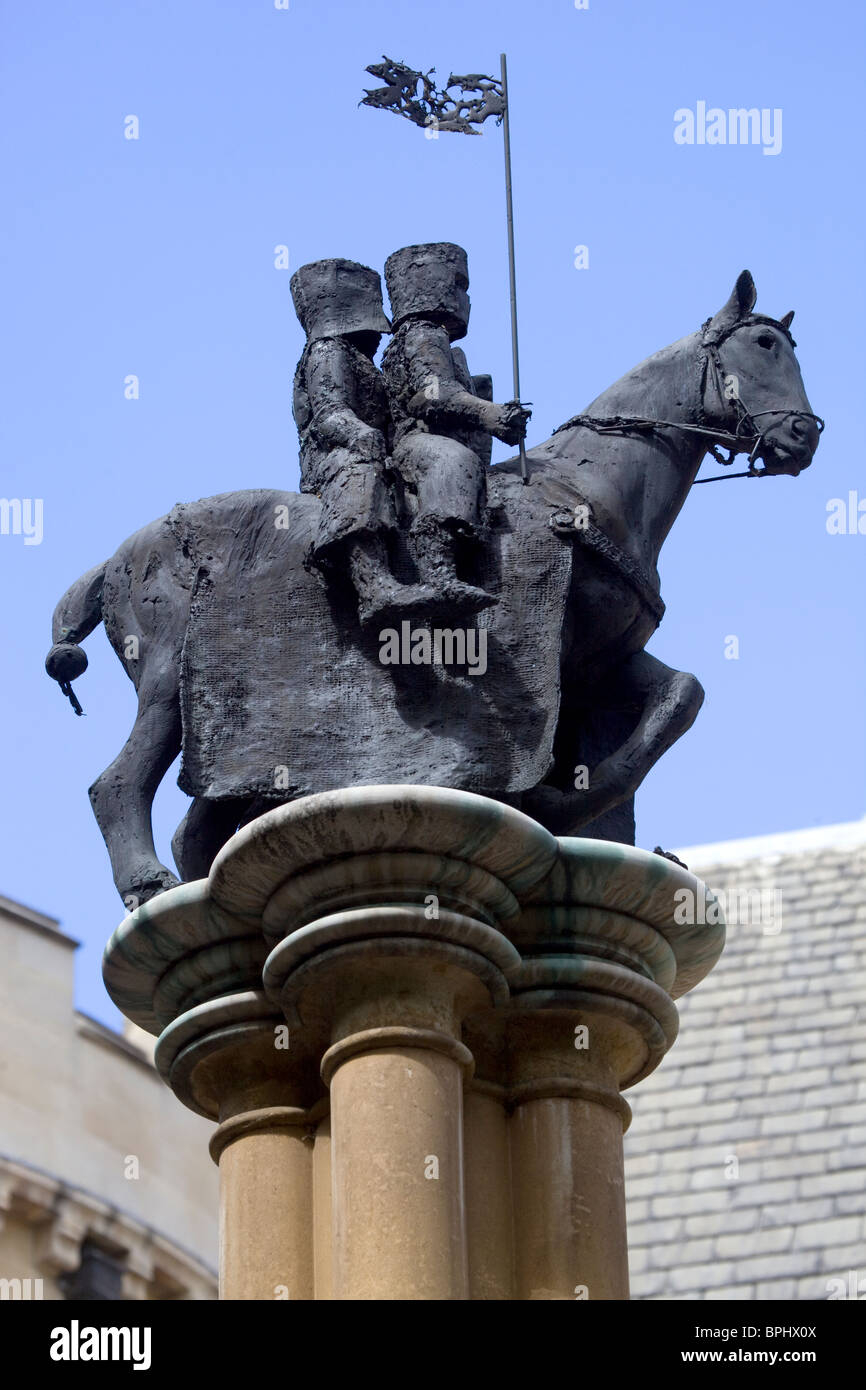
xmin=177 ymin=478 xmax=572 ymax=802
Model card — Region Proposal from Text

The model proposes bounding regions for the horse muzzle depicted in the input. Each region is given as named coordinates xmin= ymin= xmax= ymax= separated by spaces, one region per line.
xmin=756 ymin=413 xmax=821 ymax=476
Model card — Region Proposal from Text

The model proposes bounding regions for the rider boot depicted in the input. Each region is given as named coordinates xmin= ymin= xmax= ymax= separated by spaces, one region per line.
xmin=348 ymin=533 xmax=440 ymax=630
xmin=410 ymin=520 xmax=497 ymax=619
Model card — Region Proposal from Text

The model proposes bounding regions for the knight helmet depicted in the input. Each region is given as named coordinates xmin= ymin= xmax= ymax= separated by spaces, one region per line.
xmin=384 ymin=243 xmax=470 ymax=341
xmin=290 ymin=258 xmax=391 ymax=344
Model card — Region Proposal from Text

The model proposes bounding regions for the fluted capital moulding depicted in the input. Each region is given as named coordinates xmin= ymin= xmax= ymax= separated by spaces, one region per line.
xmin=103 ymin=785 xmax=724 ymax=1116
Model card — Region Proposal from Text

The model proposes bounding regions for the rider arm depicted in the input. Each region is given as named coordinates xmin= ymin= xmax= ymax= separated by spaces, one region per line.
xmin=402 ymin=322 xmax=528 ymax=444
xmin=450 ymin=346 xmax=493 ymax=404
xmin=305 ymin=339 xmax=385 ymax=460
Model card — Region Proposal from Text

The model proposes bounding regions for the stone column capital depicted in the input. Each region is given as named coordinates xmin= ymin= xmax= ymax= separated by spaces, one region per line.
xmin=507 ymin=836 xmax=725 ymax=1090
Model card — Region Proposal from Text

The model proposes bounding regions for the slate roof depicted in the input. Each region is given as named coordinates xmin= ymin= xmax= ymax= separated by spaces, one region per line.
xmin=625 ymin=818 xmax=866 ymax=1300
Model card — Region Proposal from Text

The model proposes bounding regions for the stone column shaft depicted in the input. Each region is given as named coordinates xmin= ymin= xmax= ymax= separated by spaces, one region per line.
xmin=509 ymin=1093 xmax=628 ymax=1300
xmin=311 ymin=1117 xmax=333 ymax=1300
xmin=328 ymin=1038 xmax=469 ymax=1300
xmin=215 ymin=1117 xmax=312 ymax=1301
xmin=463 ymin=1086 xmax=513 ymax=1299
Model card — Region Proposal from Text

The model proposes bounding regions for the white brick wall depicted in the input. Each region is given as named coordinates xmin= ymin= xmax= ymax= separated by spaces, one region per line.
xmin=625 ymin=820 xmax=866 ymax=1300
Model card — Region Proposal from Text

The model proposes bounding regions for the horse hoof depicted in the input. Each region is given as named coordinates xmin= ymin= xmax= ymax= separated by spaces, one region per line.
xmin=120 ymin=868 xmax=181 ymax=913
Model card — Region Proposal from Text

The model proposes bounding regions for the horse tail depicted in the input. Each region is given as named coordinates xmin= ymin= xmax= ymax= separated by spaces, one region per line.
xmin=45 ymin=560 xmax=107 ymax=715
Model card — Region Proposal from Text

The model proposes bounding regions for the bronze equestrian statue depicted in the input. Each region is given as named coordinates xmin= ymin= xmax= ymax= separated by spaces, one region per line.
xmin=45 ymin=262 xmax=822 ymax=908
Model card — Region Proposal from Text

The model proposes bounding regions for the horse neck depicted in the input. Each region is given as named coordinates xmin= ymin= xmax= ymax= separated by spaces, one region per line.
xmin=581 ymin=331 xmax=710 ymax=555
xmin=586 ymin=330 xmax=705 ymax=439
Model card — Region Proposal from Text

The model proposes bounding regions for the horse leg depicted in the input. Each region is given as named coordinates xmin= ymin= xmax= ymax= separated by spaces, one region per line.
xmin=171 ymin=796 xmax=251 ymax=882
xmin=582 ymin=651 xmax=704 ymax=818
xmin=89 ymin=676 xmax=182 ymax=910
xmin=524 ymin=651 xmax=704 ymax=834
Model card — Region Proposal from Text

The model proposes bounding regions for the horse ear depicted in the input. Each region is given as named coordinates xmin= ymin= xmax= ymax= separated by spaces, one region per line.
xmin=733 ymin=270 xmax=757 ymax=315
xmin=706 ymin=270 xmax=758 ymax=339
xmin=779 ymin=310 xmax=795 ymax=330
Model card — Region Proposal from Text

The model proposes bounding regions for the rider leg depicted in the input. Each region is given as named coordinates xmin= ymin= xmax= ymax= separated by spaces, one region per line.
xmin=346 ymin=531 xmax=439 ymax=629
xmin=311 ymin=451 xmax=439 ymax=629
xmin=397 ymin=433 xmax=497 ymax=617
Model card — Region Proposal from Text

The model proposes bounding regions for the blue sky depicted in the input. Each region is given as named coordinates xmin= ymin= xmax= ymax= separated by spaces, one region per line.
xmin=1 ymin=0 xmax=863 ymax=1025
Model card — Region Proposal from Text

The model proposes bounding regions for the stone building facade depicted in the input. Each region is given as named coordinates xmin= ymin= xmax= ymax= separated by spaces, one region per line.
xmin=0 ymin=893 xmax=217 ymax=1300
xmin=625 ymin=818 xmax=866 ymax=1300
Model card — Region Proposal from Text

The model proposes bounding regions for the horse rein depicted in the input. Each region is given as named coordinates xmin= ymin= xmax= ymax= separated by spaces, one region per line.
xmin=553 ymin=316 xmax=824 ymax=486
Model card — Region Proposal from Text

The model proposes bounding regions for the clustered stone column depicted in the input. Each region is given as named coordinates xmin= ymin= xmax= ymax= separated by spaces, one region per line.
xmin=103 ymin=786 xmax=724 ymax=1301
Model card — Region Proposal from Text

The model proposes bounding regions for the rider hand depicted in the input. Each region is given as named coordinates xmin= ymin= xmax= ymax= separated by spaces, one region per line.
xmin=490 ymin=400 xmax=532 ymax=446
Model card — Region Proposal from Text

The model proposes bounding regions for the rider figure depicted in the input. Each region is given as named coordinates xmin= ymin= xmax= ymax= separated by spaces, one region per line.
xmin=291 ymin=257 xmax=436 ymax=627
xmin=382 ymin=242 xmax=530 ymax=617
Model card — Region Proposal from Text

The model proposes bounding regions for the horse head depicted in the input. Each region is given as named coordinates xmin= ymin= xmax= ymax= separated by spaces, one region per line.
xmin=701 ymin=270 xmax=822 ymax=476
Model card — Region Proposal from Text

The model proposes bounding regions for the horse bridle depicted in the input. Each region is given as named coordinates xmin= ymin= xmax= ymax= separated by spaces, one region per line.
xmin=695 ymin=315 xmax=824 ymax=482
xmin=553 ymin=315 xmax=824 ymax=485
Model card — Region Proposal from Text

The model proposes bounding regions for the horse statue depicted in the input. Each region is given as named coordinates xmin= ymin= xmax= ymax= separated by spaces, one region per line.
xmin=46 ymin=270 xmax=821 ymax=909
